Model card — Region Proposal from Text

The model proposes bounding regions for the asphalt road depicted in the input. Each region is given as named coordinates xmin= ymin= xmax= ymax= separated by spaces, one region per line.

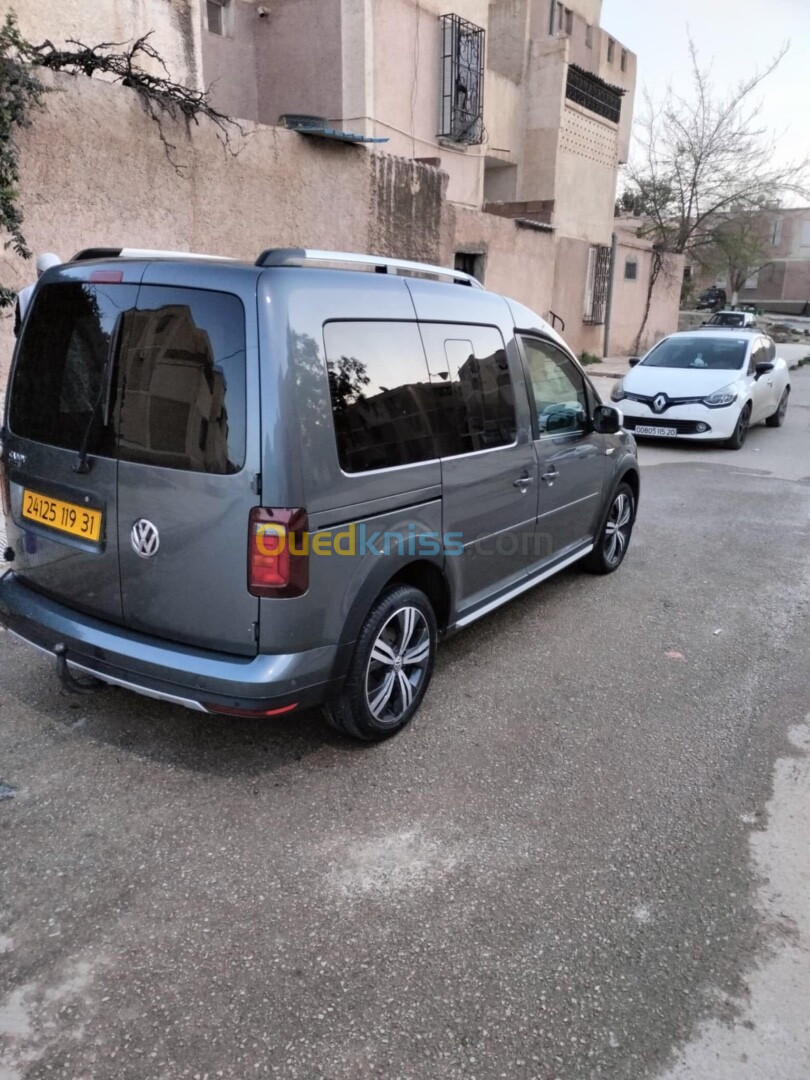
xmin=1 ymin=371 xmax=809 ymax=1080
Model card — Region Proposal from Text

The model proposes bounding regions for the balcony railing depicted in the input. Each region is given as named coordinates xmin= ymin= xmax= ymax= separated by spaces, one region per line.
xmin=566 ymin=65 xmax=623 ymax=125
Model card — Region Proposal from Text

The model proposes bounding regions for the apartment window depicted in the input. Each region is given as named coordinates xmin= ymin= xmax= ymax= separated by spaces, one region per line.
xmin=771 ymin=219 xmax=783 ymax=245
xmin=585 ymin=24 xmax=594 ymax=48
xmin=744 ymin=270 xmax=759 ymax=291
xmin=550 ymin=3 xmax=572 ymax=36
xmin=801 ymin=221 xmax=810 ymax=248
xmin=206 ymin=0 xmax=231 ymax=36
xmin=621 ymin=49 xmax=628 ymax=72
xmin=624 ymin=257 xmax=638 ymax=281
xmin=584 ymin=245 xmax=611 ymax=324
xmin=439 ymin=14 xmax=485 ymax=145
xmin=607 ymin=38 xmax=615 ymax=64
xmin=455 ymin=251 xmax=486 ymax=284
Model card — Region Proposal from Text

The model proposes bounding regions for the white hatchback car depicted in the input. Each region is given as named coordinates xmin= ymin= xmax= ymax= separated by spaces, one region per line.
xmin=612 ymin=330 xmax=790 ymax=449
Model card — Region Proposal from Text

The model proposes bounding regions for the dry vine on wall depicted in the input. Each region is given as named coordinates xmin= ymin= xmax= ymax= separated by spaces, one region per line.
xmin=0 ymin=11 xmax=245 ymax=308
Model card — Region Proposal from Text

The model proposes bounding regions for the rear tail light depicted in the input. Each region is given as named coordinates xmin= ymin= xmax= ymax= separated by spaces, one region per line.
xmin=248 ymin=507 xmax=309 ymax=598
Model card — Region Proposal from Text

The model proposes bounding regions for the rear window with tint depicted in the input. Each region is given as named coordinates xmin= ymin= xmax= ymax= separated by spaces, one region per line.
xmin=9 ymin=281 xmax=139 ymax=456
xmin=116 ymin=286 xmax=246 ymax=474
xmin=9 ymin=281 xmax=247 ymax=474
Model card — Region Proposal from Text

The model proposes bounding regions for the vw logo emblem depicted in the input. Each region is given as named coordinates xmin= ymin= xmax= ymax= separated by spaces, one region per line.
xmin=652 ymin=394 xmax=668 ymax=414
xmin=131 ymin=519 xmax=160 ymax=559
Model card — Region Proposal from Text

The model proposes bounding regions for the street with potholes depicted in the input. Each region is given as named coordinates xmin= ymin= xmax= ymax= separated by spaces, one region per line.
xmin=1 ymin=369 xmax=809 ymax=1079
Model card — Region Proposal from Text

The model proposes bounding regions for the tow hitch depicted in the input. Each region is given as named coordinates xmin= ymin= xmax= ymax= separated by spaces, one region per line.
xmin=53 ymin=643 xmax=105 ymax=695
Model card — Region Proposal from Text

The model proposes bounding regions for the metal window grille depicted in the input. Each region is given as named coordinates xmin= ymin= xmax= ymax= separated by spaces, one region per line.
xmin=584 ymin=245 xmax=611 ymax=324
xmin=439 ymin=14 xmax=485 ymax=145
xmin=566 ymin=65 xmax=622 ymax=124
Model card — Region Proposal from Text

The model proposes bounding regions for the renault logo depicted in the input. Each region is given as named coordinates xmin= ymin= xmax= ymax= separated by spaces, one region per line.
xmin=131 ymin=519 xmax=160 ymax=559
xmin=652 ymin=394 xmax=668 ymax=414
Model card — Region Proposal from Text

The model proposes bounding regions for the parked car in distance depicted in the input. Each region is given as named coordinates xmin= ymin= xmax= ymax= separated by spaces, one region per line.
xmin=700 ymin=310 xmax=757 ymax=328
xmin=696 ymin=286 xmax=727 ymax=311
xmin=613 ymin=329 xmax=790 ymax=450
xmin=0 ymin=248 xmax=639 ymax=741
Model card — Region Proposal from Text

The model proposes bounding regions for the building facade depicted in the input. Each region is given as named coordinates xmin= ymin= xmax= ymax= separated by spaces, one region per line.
xmin=693 ymin=207 xmax=810 ymax=316
xmin=0 ymin=0 xmax=671 ymax=356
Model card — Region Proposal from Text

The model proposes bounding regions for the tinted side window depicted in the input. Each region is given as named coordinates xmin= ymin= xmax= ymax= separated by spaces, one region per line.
xmin=419 ymin=324 xmax=516 ymax=457
xmin=9 ymin=282 xmax=139 ymax=455
xmin=323 ymin=321 xmax=439 ymax=473
xmin=117 ymin=286 xmax=247 ymax=474
xmin=521 ymin=337 xmax=588 ymax=436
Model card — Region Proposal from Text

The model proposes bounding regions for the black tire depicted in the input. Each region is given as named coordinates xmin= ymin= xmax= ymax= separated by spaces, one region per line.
xmin=725 ymin=402 xmax=752 ymax=450
xmin=583 ymin=482 xmax=636 ymax=575
xmin=766 ymin=388 xmax=789 ymax=428
xmin=324 ymin=584 xmax=437 ymax=742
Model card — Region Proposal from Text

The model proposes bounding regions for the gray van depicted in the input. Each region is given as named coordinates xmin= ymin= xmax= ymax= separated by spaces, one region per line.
xmin=0 ymin=249 xmax=639 ymax=740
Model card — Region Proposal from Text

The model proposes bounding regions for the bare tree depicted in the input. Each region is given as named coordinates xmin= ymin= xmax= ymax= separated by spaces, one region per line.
xmin=623 ymin=36 xmax=808 ymax=352
xmin=695 ymin=206 xmax=775 ymax=306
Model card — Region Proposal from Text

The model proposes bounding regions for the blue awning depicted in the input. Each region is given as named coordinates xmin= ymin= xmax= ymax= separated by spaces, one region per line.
xmin=278 ymin=114 xmax=389 ymax=144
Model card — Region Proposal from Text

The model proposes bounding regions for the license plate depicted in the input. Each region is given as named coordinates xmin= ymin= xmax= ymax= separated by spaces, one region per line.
xmin=634 ymin=424 xmax=677 ymax=437
xmin=22 ymin=489 xmax=103 ymax=542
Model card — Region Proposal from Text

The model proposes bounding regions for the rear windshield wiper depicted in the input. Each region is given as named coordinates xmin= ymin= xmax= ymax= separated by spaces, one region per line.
xmin=73 ymin=313 xmax=123 ymax=474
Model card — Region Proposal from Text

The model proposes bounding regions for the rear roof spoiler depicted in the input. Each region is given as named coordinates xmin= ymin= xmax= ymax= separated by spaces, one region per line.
xmin=71 ymin=247 xmax=235 ymax=262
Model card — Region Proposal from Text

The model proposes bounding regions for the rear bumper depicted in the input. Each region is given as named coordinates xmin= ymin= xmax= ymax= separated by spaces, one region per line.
xmin=0 ymin=572 xmax=344 ymax=714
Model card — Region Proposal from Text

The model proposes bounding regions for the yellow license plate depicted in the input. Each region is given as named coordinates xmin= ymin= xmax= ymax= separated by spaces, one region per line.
xmin=22 ymin=489 xmax=103 ymax=542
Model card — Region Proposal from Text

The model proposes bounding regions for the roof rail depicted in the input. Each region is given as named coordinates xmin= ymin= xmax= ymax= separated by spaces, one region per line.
xmin=71 ymin=247 xmax=235 ymax=263
xmin=255 ymin=248 xmax=484 ymax=288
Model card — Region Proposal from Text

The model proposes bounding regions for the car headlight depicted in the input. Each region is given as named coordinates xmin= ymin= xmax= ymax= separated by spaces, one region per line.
xmin=702 ymin=384 xmax=738 ymax=408
xmin=611 ymin=380 xmax=626 ymax=402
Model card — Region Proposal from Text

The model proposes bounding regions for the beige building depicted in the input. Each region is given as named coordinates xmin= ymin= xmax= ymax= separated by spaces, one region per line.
xmin=1 ymin=0 xmax=677 ymax=359
xmin=693 ymin=207 xmax=810 ymax=316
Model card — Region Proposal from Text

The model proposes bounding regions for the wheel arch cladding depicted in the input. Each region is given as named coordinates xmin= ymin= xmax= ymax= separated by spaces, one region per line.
xmin=337 ymin=557 xmax=452 ymax=656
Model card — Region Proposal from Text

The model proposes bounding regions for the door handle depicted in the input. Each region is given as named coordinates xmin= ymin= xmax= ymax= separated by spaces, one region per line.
xmin=514 ymin=474 xmax=534 ymax=492
xmin=541 ymin=468 xmax=559 ymax=485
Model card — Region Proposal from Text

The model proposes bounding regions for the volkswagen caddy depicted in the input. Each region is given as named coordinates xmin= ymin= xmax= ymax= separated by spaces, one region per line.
xmin=0 ymin=249 xmax=639 ymax=740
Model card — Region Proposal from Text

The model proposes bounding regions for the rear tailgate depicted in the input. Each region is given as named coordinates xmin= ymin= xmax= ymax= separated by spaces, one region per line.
xmin=114 ymin=269 xmax=261 ymax=656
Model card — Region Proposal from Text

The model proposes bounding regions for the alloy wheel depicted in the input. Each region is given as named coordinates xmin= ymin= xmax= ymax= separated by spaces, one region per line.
xmin=365 ymin=606 xmax=431 ymax=725
xmin=604 ymin=492 xmax=633 ymax=566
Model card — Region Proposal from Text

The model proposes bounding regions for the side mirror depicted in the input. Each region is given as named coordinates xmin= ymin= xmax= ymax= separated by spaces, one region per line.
xmin=628 ymin=357 xmax=641 ymax=367
xmin=755 ymin=362 xmax=774 ymax=379
xmin=593 ymin=404 xmax=623 ymax=435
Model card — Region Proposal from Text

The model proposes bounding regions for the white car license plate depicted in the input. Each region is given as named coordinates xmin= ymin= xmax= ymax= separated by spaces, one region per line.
xmin=635 ymin=424 xmax=677 ymax=437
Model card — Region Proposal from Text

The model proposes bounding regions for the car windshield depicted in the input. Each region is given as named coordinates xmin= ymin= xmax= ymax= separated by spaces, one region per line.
xmin=641 ymin=336 xmax=747 ymax=370
xmin=707 ymin=312 xmax=745 ymax=327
